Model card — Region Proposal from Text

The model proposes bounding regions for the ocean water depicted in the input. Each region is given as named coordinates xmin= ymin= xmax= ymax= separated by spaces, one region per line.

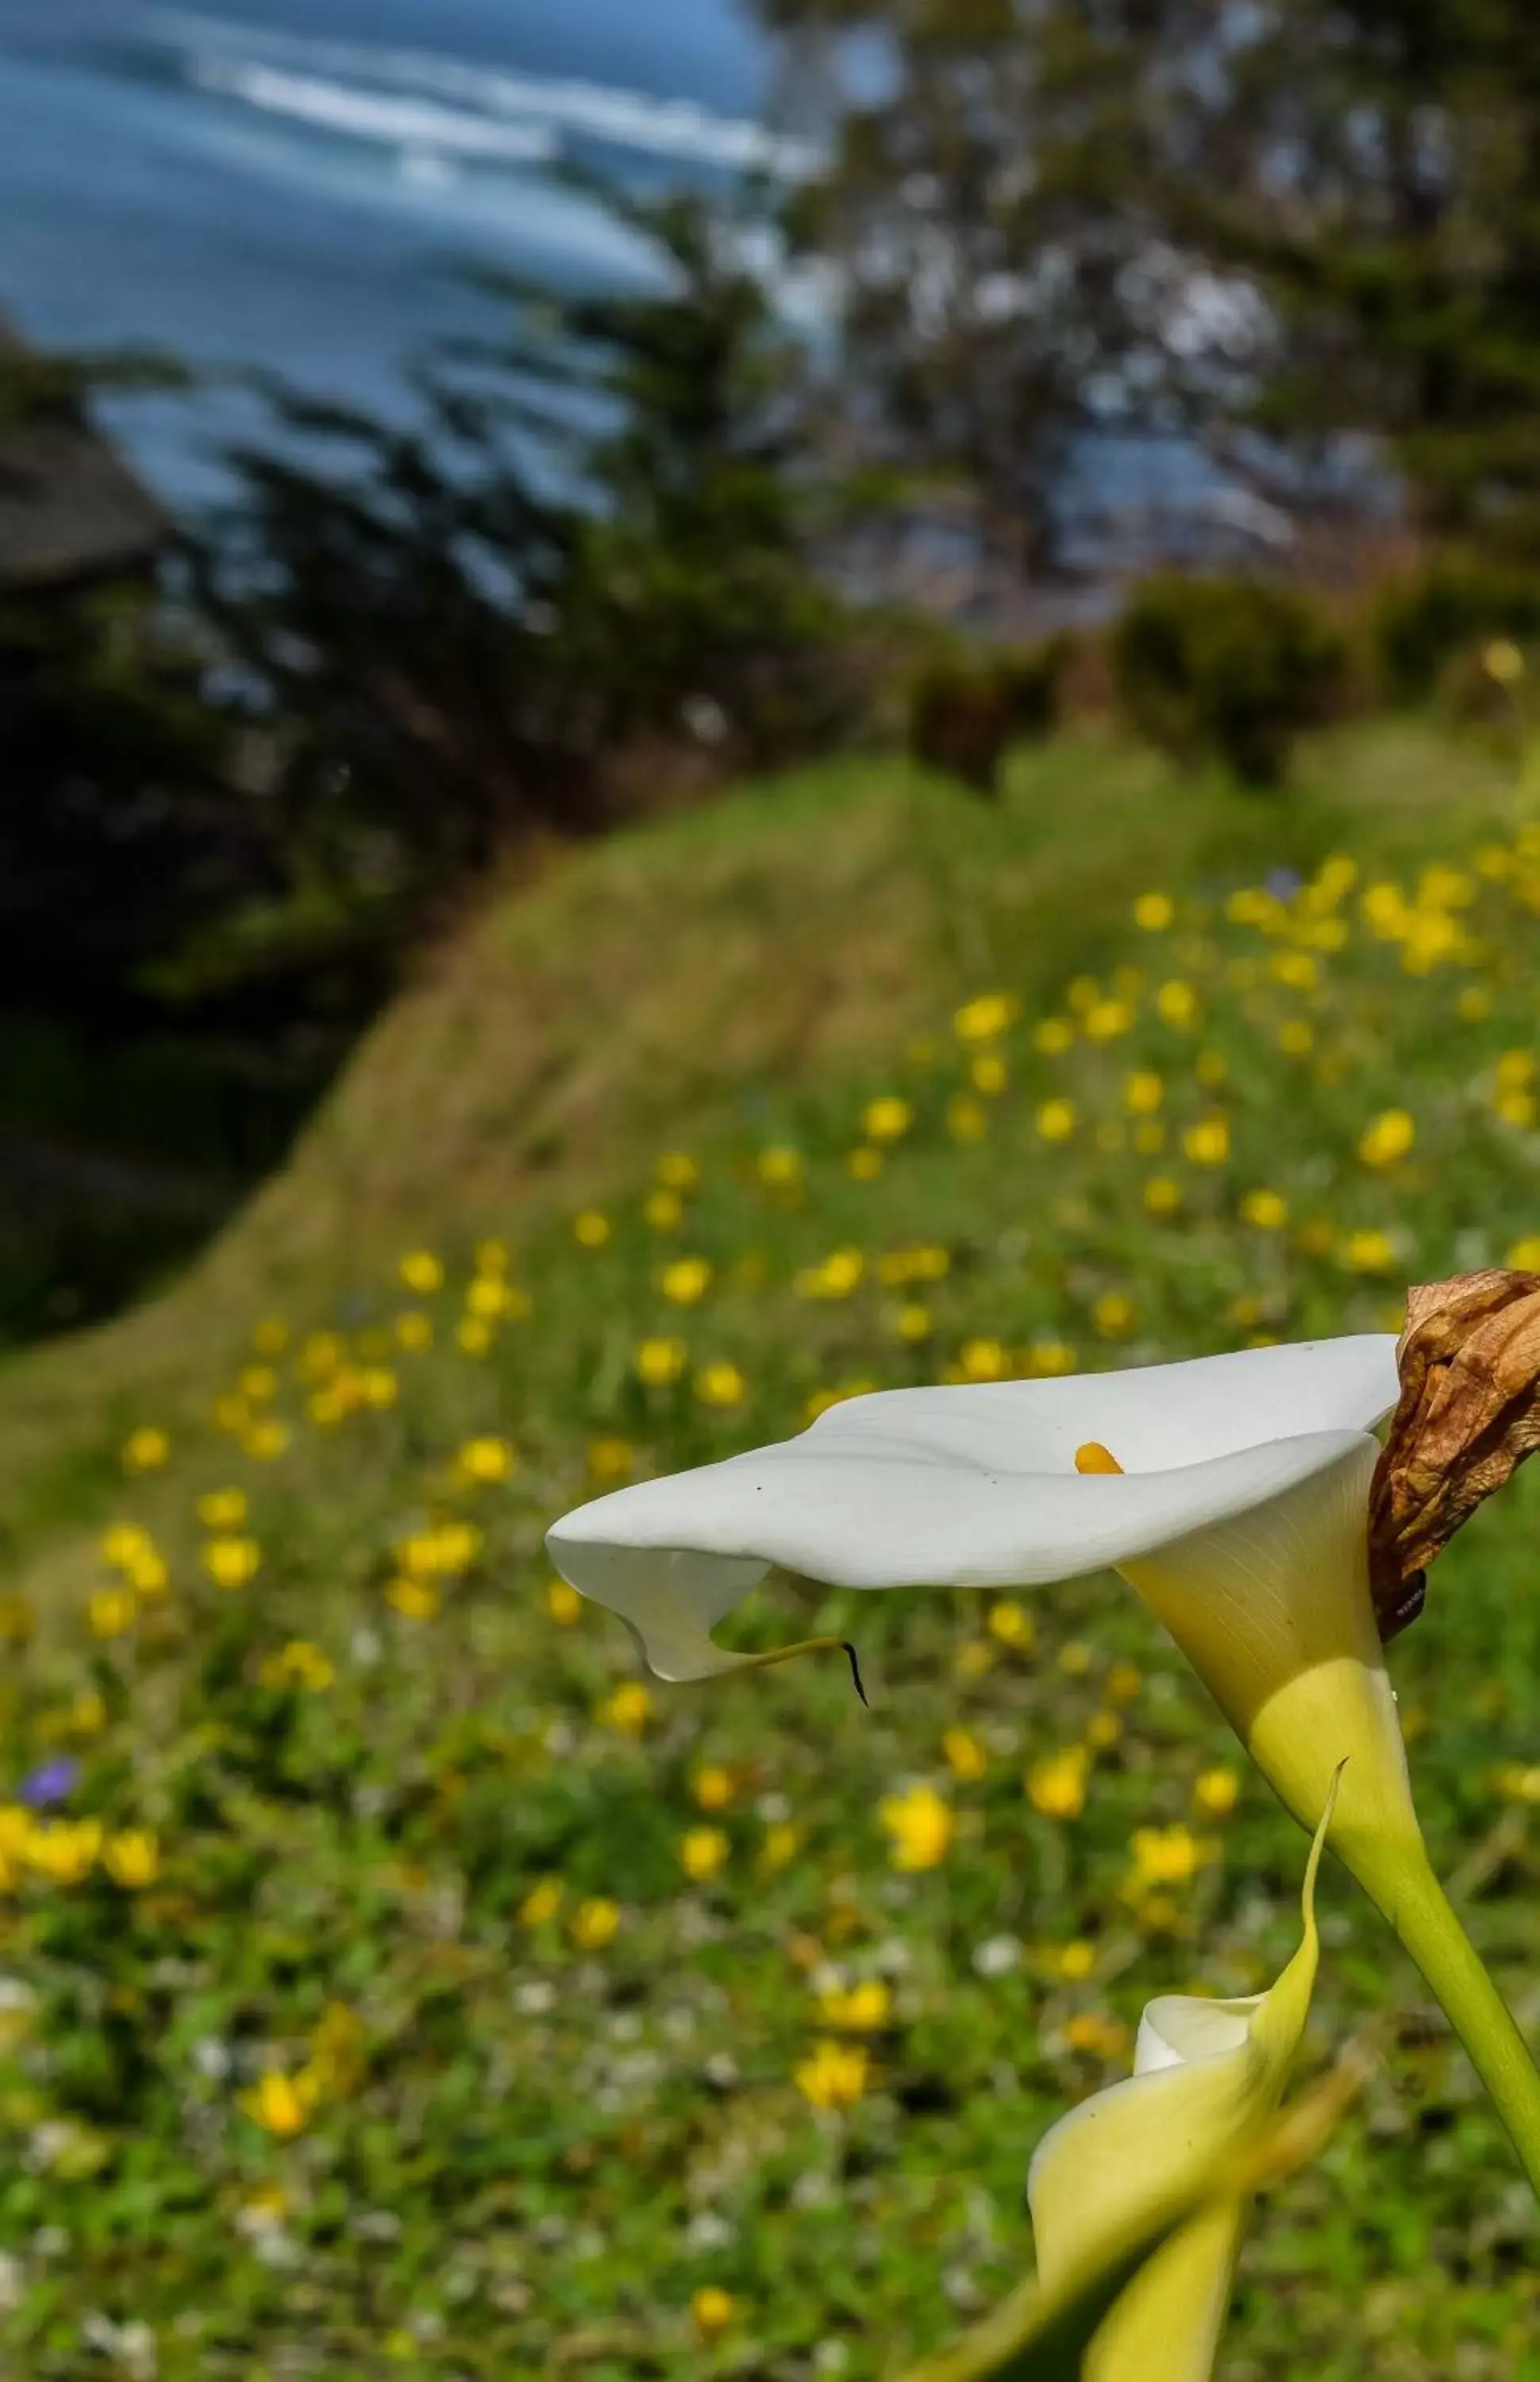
xmin=0 ymin=0 xmax=789 ymax=501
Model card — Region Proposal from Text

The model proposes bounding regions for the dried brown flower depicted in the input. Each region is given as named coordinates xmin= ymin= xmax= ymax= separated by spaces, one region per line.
xmin=1369 ymin=1268 xmax=1540 ymax=1640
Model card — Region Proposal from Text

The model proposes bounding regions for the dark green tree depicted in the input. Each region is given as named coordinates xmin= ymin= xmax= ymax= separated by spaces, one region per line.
xmin=754 ymin=0 xmax=1237 ymax=571
xmin=1180 ymin=0 xmax=1540 ymax=556
xmin=196 ymin=187 xmax=850 ymax=937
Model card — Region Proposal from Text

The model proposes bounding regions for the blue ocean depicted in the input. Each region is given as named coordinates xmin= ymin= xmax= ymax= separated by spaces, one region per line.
xmin=0 ymin=0 xmax=791 ymax=501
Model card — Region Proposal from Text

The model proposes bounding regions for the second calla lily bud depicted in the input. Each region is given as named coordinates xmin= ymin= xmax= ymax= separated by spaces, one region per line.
xmin=1027 ymin=1794 xmax=1335 ymax=2382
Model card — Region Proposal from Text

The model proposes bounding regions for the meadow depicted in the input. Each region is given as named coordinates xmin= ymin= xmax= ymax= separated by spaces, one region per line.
xmin=2 ymin=720 xmax=1540 ymax=2379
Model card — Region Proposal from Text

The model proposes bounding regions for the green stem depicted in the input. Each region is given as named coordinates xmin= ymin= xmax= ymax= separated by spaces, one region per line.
xmin=1362 ymin=1844 xmax=1540 ymax=2199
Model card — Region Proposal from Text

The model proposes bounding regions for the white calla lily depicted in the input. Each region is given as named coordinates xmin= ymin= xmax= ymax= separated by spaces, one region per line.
xmin=1026 ymin=1796 xmax=1333 ymax=2382
xmin=549 ymin=1336 xmax=1411 ymax=1856
xmin=549 ymin=1332 xmax=1540 ymax=2191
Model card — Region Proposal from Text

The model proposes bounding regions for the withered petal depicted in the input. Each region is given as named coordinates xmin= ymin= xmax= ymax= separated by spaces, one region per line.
xmin=1369 ymin=1268 xmax=1540 ymax=1638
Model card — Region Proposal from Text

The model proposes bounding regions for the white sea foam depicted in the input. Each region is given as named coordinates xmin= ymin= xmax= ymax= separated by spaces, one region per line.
xmin=154 ymin=9 xmax=822 ymax=179
xmin=187 ymin=58 xmax=558 ymax=166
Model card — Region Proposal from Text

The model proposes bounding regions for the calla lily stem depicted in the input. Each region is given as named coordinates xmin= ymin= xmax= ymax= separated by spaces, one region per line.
xmin=1368 ymin=1848 xmax=1540 ymax=2199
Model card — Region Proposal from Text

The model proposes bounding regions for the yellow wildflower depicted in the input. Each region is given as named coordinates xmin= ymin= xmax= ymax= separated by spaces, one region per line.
xmin=696 ymin=1362 xmax=746 ymax=1408
xmin=692 ymin=2287 xmax=737 ymax=2338
xmin=1156 ymin=979 xmax=1198 ymax=1029
xmin=102 ymin=1523 xmax=151 ymax=1570
xmin=104 ymin=1830 xmax=160 ymax=1889
xmin=386 ymin=1580 xmax=439 ymax=1621
xmin=456 ymin=1436 xmax=515 ymax=1486
xmin=261 ymin=1640 xmax=335 ymax=1693
xmin=662 ymin=1255 xmax=713 ymax=1305
xmin=988 ymin=1599 xmax=1034 ymax=1650
xmin=934 ymin=1727 xmax=986 ymax=1785
xmin=637 ymin=1336 xmax=688 ymax=1386
xmin=242 ymin=2072 xmax=311 ymax=2138
xmin=819 ymin=1978 xmax=891 ymax=2032
xmin=519 ymin=1878 xmax=563 ymax=1925
xmin=1507 ymin=1235 xmax=1540 ymax=1270
xmin=398 ymin=1250 xmax=444 ymax=1295
xmin=1134 ymin=892 xmax=1175 ymax=931
xmin=970 ymin=1050 xmax=1008 ymax=1096
xmin=795 ymin=2039 xmax=868 ymax=2110
xmin=1057 ymin=1941 xmax=1095 ymax=1981
xmin=197 ymin=1490 xmax=247 ymax=1531
xmin=1106 ymin=1661 xmax=1142 ymax=1703
xmin=1036 ymin=1098 xmax=1076 ymax=1143
xmin=679 ymin=1827 xmax=730 ymax=1882
xmin=1344 ymin=1228 xmax=1396 ymax=1274
xmin=895 ymin=1302 xmax=931 ymax=1342
xmin=548 ymin=1579 xmax=583 ymax=1627
xmin=457 ymin=1317 xmax=493 ymax=1358
xmin=1143 ymin=1175 xmax=1181 ymax=1217
xmin=599 ymin=1682 xmax=653 ymax=1736
xmin=657 ymin=1151 xmax=700 ymax=1191
xmin=571 ymin=1897 xmax=621 ymax=1951
xmin=573 ymin=1210 xmax=611 ymax=1248
xmin=760 ymin=1821 xmax=802 ymax=1873
xmin=203 ymin=1536 xmax=261 ymax=1590
xmin=1083 ymin=998 xmax=1134 ymax=1042
xmin=1128 ymin=1823 xmax=1208 ymax=1887
xmin=89 ymin=1589 xmax=137 ymax=1640
xmin=1026 ymin=1338 xmax=1076 ymax=1375
xmin=1242 ymin=1187 xmax=1288 ymax=1231
xmin=959 ymin=1337 xmax=1009 ymax=1382
xmin=878 ymin=1783 xmax=953 ymax=1871
xmin=1358 ymin=1108 xmax=1415 ymax=1168
xmin=864 ymin=1095 xmax=912 ymax=1142
xmin=1124 ymin=1070 xmax=1164 ymax=1116
xmin=1184 ymin=1116 xmax=1230 ymax=1166
xmin=694 ymin=1766 xmax=734 ymax=1811
xmin=467 ymin=1276 xmax=525 ymax=1320
xmin=1193 ymin=1767 xmax=1240 ymax=1818
xmin=757 ymin=1146 xmax=803 ymax=1187
xmin=25 ymin=1818 xmax=102 ymax=1885
xmin=1093 ymin=1292 xmax=1135 ymax=1339
xmin=1034 ymin=1017 xmax=1074 ymax=1054
xmin=1028 ymin=1749 xmax=1088 ymax=1821
xmin=1063 ymin=2012 xmax=1130 ymax=2060
xmin=645 ymin=1187 xmax=684 ymax=1230
xmin=955 ymin=992 xmax=1018 ymax=1041
xmin=121 ymin=1428 xmax=169 ymax=1474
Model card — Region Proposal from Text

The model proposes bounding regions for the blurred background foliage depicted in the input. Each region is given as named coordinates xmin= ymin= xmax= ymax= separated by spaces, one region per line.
xmin=10 ymin=0 xmax=1540 ymax=1351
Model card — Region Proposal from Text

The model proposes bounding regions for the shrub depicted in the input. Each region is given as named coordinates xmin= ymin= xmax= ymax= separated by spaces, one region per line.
xmin=907 ymin=637 xmax=1067 ymax=794
xmin=1372 ymin=557 xmax=1540 ymax=704
xmin=1111 ymin=574 xmax=1348 ymax=786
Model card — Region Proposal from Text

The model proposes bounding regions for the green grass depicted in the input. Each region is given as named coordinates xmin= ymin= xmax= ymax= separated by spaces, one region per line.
xmin=1 ymin=718 xmax=1539 ymax=2378
xmin=0 ymin=717 xmax=1514 ymax=1571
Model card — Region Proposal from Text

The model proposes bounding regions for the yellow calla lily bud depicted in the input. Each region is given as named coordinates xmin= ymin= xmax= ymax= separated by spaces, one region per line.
xmin=1027 ymin=1791 xmax=1334 ymax=2382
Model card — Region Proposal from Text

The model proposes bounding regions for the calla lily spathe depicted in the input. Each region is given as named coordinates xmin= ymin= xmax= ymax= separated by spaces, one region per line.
xmin=547 ymin=1336 xmax=1412 ymax=1858
xmin=547 ymin=1337 xmax=1397 ymax=1674
xmin=548 ymin=1332 xmax=1540 ymax=2191
xmin=1026 ymin=1799 xmax=1332 ymax=2382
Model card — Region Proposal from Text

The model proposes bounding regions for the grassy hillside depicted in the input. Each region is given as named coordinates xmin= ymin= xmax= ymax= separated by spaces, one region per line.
xmin=1 ymin=715 xmax=1538 ymax=2378
xmin=0 ymin=718 xmax=1515 ymax=1563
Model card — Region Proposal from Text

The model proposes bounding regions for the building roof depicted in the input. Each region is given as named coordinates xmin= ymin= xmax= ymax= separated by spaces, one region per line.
xmin=0 ymin=321 xmax=166 ymax=591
